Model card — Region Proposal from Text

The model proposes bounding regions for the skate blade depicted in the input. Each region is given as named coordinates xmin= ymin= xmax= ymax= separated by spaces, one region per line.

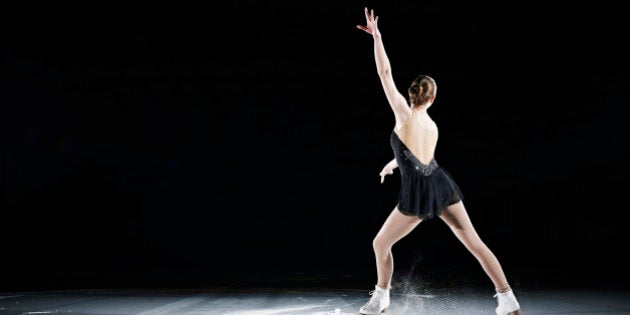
xmin=359 ymin=307 xmax=388 ymax=315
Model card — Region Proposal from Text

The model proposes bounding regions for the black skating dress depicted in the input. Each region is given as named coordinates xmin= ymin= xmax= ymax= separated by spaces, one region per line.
xmin=390 ymin=128 xmax=463 ymax=220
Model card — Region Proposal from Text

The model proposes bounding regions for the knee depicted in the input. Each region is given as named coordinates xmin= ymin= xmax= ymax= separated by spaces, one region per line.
xmin=467 ymin=240 xmax=489 ymax=256
xmin=372 ymin=236 xmax=391 ymax=256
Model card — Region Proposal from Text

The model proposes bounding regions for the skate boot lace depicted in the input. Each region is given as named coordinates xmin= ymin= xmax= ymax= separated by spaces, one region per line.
xmin=364 ymin=290 xmax=381 ymax=309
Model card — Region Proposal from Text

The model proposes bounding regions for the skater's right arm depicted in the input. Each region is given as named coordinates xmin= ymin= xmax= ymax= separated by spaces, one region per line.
xmin=379 ymin=158 xmax=398 ymax=184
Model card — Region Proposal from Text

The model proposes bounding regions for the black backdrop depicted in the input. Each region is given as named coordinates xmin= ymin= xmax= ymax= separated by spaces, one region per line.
xmin=2 ymin=0 xmax=629 ymax=292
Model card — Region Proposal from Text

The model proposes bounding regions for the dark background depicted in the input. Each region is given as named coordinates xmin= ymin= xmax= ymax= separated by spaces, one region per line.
xmin=2 ymin=0 xmax=629 ymax=293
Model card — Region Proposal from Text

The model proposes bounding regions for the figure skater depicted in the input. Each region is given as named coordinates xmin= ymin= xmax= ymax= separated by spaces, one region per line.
xmin=355 ymin=7 xmax=522 ymax=315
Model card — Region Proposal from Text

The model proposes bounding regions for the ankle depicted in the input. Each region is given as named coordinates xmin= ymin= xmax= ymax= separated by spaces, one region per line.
xmin=376 ymin=284 xmax=391 ymax=291
xmin=496 ymin=285 xmax=511 ymax=294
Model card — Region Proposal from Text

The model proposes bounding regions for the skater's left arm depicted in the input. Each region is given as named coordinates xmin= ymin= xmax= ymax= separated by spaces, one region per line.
xmin=357 ymin=7 xmax=410 ymax=124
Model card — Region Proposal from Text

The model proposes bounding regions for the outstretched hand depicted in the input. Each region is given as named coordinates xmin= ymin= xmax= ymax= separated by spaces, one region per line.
xmin=379 ymin=165 xmax=394 ymax=184
xmin=356 ymin=7 xmax=379 ymax=36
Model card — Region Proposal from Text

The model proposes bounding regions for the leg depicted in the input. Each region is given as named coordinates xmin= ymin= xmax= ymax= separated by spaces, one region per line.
xmin=438 ymin=201 xmax=511 ymax=293
xmin=372 ymin=206 xmax=423 ymax=290
xmin=360 ymin=207 xmax=422 ymax=314
xmin=439 ymin=202 xmax=521 ymax=315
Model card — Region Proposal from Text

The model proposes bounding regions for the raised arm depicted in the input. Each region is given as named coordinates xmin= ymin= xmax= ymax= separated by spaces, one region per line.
xmin=357 ymin=8 xmax=411 ymax=124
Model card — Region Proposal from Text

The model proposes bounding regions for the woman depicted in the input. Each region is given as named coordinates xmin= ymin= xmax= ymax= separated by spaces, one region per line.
xmin=355 ymin=7 xmax=522 ymax=315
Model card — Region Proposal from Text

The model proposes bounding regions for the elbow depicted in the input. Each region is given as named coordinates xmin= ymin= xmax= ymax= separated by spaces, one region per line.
xmin=377 ymin=68 xmax=391 ymax=77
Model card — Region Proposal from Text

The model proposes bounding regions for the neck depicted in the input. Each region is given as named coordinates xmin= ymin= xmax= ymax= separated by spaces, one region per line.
xmin=412 ymin=105 xmax=429 ymax=114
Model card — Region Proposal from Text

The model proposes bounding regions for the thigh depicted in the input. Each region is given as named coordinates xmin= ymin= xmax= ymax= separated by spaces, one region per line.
xmin=439 ymin=201 xmax=475 ymax=231
xmin=439 ymin=201 xmax=483 ymax=245
xmin=374 ymin=206 xmax=423 ymax=248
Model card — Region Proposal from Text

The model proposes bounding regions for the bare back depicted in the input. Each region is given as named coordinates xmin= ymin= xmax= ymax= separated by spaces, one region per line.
xmin=393 ymin=111 xmax=438 ymax=165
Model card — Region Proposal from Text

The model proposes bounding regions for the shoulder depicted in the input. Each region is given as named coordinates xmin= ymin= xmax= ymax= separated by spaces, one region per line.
xmin=424 ymin=115 xmax=438 ymax=130
xmin=394 ymin=112 xmax=413 ymax=132
xmin=429 ymin=119 xmax=438 ymax=131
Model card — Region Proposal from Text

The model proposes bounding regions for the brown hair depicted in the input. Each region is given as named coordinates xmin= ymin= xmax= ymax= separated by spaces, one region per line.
xmin=407 ymin=75 xmax=437 ymax=107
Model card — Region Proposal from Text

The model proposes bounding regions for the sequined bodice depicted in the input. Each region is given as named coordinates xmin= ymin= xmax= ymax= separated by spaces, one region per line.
xmin=390 ymin=130 xmax=439 ymax=176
